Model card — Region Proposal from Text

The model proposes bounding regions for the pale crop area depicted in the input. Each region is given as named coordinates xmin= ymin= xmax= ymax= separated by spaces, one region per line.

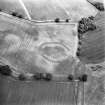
xmin=0 ymin=13 xmax=78 ymax=75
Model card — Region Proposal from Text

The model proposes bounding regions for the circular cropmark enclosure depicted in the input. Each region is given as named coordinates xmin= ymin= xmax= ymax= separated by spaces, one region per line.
xmin=0 ymin=0 xmax=105 ymax=105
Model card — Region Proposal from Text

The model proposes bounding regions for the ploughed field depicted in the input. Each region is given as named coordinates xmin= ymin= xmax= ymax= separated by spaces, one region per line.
xmin=78 ymin=12 xmax=105 ymax=64
xmin=0 ymin=76 xmax=75 ymax=105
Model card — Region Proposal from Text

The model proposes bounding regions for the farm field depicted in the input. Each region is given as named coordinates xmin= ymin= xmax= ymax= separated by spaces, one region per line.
xmin=0 ymin=0 xmax=105 ymax=105
xmin=0 ymin=0 xmax=98 ymax=21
